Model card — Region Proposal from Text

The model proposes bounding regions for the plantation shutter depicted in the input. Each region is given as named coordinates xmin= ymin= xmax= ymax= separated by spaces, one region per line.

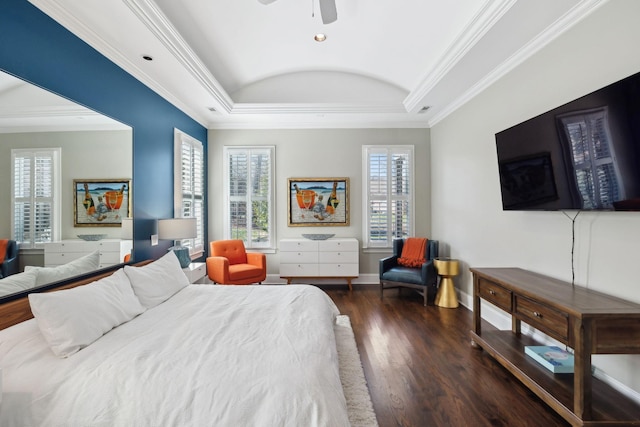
xmin=363 ymin=146 xmax=414 ymax=248
xmin=224 ymin=146 xmax=274 ymax=249
xmin=12 ymin=149 xmax=60 ymax=247
xmin=174 ymin=130 xmax=204 ymax=256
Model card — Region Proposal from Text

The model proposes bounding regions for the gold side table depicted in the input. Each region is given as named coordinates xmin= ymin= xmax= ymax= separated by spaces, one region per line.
xmin=434 ymin=258 xmax=460 ymax=308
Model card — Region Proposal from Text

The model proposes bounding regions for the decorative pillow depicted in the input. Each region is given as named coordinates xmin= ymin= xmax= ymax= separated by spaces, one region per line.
xmin=27 ymin=250 xmax=100 ymax=286
xmin=0 ymin=269 xmax=39 ymax=297
xmin=124 ymin=251 xmax=189 ymax=309
xmin=28 ymin=268 xmax=145 ymax=358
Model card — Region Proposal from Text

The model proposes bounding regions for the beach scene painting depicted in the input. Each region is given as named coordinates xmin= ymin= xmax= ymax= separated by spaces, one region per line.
xmin=288 ymin=178 xmax=349 ymax=226
xmin=74 ymin=179 xmax=131 ymax=226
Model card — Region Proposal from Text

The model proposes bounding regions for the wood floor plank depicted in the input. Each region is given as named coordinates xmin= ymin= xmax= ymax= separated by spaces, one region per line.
xmin=324 ymin=285 xmax=571 ymax=427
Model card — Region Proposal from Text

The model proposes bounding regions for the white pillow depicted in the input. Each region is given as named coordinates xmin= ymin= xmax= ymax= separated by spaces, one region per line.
xmin=28 ymin=250 xmax=100 ymax=286
xmin=124 ymin=251 xmax=189 ymax=309
xmin=0 ymin=269 xmax=39 ymax=297
xmin=29 ymin=268 xmax=145 ymax=358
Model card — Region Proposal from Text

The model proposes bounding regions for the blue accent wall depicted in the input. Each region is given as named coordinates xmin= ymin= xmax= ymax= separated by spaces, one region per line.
xmin=0 ymin=0 xmax=207 ymax=261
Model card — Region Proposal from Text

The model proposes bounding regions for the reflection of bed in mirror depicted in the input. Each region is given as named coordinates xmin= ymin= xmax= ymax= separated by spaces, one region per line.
xmin=0 ymin=70 xmax=133 ymax=299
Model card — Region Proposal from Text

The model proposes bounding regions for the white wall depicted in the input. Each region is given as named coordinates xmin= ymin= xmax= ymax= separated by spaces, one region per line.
xmin=208 ymin=128 xmax=430 ymax=277
xmin=431 ymin=0 xmax=640 ymax=394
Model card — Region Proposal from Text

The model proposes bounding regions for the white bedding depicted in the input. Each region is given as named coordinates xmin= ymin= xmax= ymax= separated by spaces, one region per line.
xmin=0 ymin=285 xmax=350 ymax=427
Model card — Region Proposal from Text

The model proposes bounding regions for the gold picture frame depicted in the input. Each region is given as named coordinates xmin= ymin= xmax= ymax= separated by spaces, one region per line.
xmin=287 ymin=178 xmax=349 ymax=227
xmin=73 ymin=179 xmax=131 ymax=227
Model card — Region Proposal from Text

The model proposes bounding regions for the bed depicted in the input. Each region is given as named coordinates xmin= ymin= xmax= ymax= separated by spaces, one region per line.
xmin=0 ymin=252 xmax=375 ymax=427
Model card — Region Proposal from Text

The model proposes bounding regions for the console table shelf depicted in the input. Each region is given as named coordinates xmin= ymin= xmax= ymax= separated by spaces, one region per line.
xmin=471 ymin=267 xmax=640 ymax=426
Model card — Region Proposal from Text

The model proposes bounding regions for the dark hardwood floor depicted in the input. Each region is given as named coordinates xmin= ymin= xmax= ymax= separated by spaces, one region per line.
xmin=323 ymin=285 xmax=570 ymax=427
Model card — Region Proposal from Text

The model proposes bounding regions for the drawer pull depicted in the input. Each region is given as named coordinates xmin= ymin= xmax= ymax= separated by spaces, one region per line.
xmin=534 ymin=311 xmax=543 ymax=318
xmin=489 ymin=290 xmax=496 ymax=295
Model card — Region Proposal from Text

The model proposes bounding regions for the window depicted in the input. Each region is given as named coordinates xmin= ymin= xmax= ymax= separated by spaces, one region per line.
xmin=11 ymin=148 xmax=61 ymax=248
xmin=223 ymin=146 xmax=275 ymax=249
xmin=558 ymin=108 xmax=623 ymax=209
xmin=362 ymin=145 xmax=414 ymax=248
xmin=174 ymin=129 xmax=205 ymax=257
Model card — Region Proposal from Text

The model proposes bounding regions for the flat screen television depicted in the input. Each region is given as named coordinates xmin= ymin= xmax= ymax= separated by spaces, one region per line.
xmin=495 ymin=70 xmax=640 ymax=211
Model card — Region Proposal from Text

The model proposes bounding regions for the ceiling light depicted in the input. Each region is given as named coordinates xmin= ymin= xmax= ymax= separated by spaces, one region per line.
xmin=418 ymin=106 xmax=431 ymax=114
xmin=314 ymin=34 xmax=326 ymax=42
xmin=142 ymin=55 xmax=153 ymax=61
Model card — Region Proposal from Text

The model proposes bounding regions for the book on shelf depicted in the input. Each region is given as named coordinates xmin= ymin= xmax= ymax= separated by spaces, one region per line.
xmin=524 ymin=345 xmax=574 ymax=373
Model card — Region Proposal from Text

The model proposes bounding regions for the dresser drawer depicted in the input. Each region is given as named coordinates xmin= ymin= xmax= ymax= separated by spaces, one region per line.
xmin=319 ymin=239 xmax=358 ymax=252
xmin=280 ymin=240 xmax=318 ymax=252
xmin=320 ymin=263 xmax=358 ymax=277
xmin=478 ymin=278 xmax=512 ymax=312
xmin=43 ymin=252 xmax=90 ymax=265
xmin=279 ymin=263 xmax=319 ymax=277
xmin=515 ymin=295 xmax=569 ymax=341
xmin=280 ymin=251 xmax=318 ymax=263
xmin=319 ymin=251 xmax=358 ymax=263
xmin=45 ymin=241 xmax=101 ymax=253
xmin=99 ymin=251 xmax=124 ymax=264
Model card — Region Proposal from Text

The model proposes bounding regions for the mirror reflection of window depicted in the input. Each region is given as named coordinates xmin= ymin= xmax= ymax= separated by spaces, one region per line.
xmin=559 ymin=108 xmax=624 ymax=209
xmin=11 ymin=148 xmax=61 ymax=247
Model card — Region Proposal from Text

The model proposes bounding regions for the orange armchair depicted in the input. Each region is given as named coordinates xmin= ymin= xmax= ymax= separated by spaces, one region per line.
xmin=206 ymin=240 xmax=266 ymax=285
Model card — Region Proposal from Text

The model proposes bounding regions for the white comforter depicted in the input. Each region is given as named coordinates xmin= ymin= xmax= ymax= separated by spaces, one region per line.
xmin=0 ymin=285 xmax=350 ymax=427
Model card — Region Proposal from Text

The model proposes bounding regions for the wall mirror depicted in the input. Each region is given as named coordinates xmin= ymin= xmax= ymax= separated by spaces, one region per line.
xmin=0 ymin=70 xmax=133 ymax=300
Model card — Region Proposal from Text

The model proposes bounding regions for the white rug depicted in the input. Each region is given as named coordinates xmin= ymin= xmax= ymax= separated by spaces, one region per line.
xmin=335 ymin=315 xmax=379 ymax=427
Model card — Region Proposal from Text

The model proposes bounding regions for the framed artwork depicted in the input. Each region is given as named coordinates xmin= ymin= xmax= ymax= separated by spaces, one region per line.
xmin=498 ymin=152 xmax=558 ymax=209
xmin=287 ymin=178 xmax=349 ymax=227
xmin=73 ymin=179 xmax=131 ymax=227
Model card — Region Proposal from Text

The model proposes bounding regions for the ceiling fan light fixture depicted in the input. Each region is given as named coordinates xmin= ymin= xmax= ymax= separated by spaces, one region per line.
xmin=314 ymin=33 xmax=327 ymax=42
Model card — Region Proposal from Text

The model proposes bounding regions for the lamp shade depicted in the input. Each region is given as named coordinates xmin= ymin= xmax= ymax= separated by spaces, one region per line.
xmin=158 ymin=218 xmax=197 ymax=240
xmin=121 ymin=218 xmax=133 ymax=239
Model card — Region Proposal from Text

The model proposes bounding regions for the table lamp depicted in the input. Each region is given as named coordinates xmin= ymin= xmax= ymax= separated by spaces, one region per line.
xmin=158 ymin=218 xmax=197 ymax=268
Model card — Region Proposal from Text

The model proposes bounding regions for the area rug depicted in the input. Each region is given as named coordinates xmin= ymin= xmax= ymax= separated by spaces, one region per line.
xmin=335 ymin=315 xmax=379 ymax=427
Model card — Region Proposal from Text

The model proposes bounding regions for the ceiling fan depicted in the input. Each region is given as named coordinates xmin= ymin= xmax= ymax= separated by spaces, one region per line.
xmin=258 ymin=0 xmax=337 ymax=25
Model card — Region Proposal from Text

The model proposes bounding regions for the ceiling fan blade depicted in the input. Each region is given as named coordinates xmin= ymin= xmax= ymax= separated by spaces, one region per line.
xmin=257 ymin=0 xmax=278 ymax=4
xmin=319 ymin=0 xmax=337 ymax=24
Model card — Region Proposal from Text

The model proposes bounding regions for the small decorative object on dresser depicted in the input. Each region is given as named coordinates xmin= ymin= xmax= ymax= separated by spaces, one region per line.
xmin=77 ymin=234 xmax=107 ymax=241
xmin=279 ymin=237 xmax=358 ymax=290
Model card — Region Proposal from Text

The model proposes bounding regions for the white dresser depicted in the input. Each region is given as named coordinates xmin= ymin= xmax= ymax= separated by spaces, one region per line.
xmin=279 ymin=238 xmax=359 ymax=290
xmin=44 ymin=239 xmax=133 ymax=268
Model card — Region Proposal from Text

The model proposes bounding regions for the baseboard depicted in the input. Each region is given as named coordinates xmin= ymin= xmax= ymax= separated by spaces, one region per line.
xmin=265 ymin=273 xmax=379 ymax=286
xmin=458 ymin=289 xmax=640 ymax=405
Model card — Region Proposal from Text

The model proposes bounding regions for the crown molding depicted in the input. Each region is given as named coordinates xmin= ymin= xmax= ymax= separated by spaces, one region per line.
xmin=403 ymin=0 xmax=517 ymax=113
xmin=29 ymin=0 xmax=211 ymax=126
xmin=229 ymin=103 xmax=408 ymax=115
xmin=207 ymin=117 xmax=431 ymax=130
xmin=122 ymin=0 xmax=234 ymax=113
xmin=427 ymin=0 xmax=609 ymax=127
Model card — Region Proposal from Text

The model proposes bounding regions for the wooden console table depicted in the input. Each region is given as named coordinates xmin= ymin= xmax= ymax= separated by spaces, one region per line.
xmin=470 ymin=267 xmax=640 ymax=426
